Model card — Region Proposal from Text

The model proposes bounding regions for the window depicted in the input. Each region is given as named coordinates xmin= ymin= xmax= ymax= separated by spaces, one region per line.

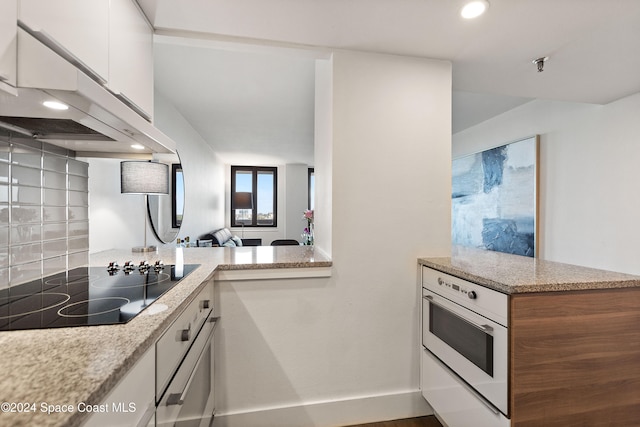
xmin=231 ymin=166 xmax=277 ymax=227
xmin=308 ymin=168 xmax=315 ymax=210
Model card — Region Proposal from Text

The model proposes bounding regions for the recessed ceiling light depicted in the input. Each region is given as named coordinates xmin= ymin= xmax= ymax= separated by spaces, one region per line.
xmin=461 ymin=0 xmax=489 ymax=19
xmin=42 ymin=100 xmax=69 ymax=110
xmin=131 ymin=144 xmax=145 ymax=150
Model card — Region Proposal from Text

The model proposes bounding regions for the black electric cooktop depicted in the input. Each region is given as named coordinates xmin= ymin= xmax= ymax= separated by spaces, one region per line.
xmin=0 ymin=263 xmax=198 ymax=331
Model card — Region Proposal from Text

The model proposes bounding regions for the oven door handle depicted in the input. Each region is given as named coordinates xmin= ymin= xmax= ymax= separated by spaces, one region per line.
xmin=423 ymin=294 xmax=494 ymax=334
xmin=166 ymin=316 xmax=220 ymax=406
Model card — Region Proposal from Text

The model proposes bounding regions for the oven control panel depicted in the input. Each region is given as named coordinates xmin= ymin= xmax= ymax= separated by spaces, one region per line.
xmin=422 ymin=266 xmax=508 ymax=326
xmin=436 ymin=276 xmax=477 ymax=299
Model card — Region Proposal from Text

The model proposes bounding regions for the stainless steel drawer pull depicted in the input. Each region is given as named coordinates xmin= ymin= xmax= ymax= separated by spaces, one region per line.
xmin=166 ymin=392 xmax=184 ymax=406
xmin=181 ymin=326 xmax=191 ymax=342
xmin=166 ymin=319 xmax=218 ymax=408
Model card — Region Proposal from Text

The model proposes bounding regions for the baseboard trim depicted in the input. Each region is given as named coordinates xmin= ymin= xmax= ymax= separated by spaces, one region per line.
xmin=212 ymin=390 xmax=433 ymax=427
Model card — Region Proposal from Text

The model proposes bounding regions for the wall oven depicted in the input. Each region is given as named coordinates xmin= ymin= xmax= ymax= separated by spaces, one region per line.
xmin=156 ymin=282 xmax=218 ymax=427
xmin=421 ymin=266 xmax=510 ymax=425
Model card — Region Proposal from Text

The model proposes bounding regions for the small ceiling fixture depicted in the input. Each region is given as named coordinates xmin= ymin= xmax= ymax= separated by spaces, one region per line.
xmin=42 ymin=100 xmax=69 ymax=110
xmin=532 ymin=56 xmax=549 ymax=72
xmin=461 ymin=0 xmax=489 ymax=19
xmin=131 ymin=144 xmax=145 ymax=150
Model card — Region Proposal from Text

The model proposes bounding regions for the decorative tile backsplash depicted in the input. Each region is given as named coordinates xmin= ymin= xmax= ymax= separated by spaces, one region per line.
xmin=0 ymin=130 xmax=89 ymax=288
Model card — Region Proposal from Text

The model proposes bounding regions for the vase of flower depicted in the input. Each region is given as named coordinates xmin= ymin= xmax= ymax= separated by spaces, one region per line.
xmin=302 ymin=209 xmax=314 ymax=245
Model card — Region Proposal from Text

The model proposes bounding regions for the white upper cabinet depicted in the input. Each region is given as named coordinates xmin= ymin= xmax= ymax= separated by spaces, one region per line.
xmin=18 ymin=0 xmax=154 ymax=120
xmin=0 ymin=0 xmax=17 ymax=94
xmin=108 ymin=0 xmax=154 ymax=121
xmin=18 ymin=0 xmax=110 ymax=84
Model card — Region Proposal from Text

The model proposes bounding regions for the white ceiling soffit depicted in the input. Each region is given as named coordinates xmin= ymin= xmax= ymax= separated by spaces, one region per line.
xmin=139 ymin=0 xmax=640 ymax=104
xmin=452 ymin=91 xmax=532 ymax=134
xmin=154 ymin=37 xmax=316 ymax=165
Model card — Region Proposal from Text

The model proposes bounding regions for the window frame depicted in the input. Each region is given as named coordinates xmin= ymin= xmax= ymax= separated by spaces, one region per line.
xmin=308 ymin=167 xmax=314 ymax=210
xmin=171 ymin=163 xmax=184 ymax=229
xmin=230 ymin=165 xmax=278 ymax=227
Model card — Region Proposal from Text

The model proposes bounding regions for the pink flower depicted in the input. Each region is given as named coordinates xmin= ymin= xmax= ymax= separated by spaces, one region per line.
xmin=303 ymin=209 xmax=314 ymax=221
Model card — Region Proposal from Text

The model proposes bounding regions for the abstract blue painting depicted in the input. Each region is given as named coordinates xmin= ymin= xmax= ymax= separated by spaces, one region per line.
xmin=452 ymin=136 xmax=538 ymax=257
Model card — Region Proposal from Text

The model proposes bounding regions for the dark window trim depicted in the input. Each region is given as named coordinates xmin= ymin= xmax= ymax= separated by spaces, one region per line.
xmin=308 ymin=167 xmax=314 ymax=210
xmin=171 ymin=163 xmax=183 ymax=228
xmin=231 ymin=165 xmax=278 ymax=227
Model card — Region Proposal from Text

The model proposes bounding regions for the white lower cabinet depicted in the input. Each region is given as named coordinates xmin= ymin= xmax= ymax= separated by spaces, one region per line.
xmin=421 ymin=349 xmax=510 ymax=427
xmin=83 ymin=280 xmax=215 ymax=427
xmin=82 ymin=345 xmax=155 ymax=427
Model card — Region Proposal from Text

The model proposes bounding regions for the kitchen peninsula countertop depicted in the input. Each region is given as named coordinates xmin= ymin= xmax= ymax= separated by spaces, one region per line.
xmin=0 ymin=246 xmax=331 ymax=427
xmin=419 ymin=246 xmax=640 ymax=294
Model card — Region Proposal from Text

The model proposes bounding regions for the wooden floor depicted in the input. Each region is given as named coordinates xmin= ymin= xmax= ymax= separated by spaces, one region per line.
xmin=345 ymin=415 xmax=443 ymax=427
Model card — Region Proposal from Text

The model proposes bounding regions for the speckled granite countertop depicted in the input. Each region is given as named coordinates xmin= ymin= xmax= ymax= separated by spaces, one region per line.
xmin=0 ymin=246 xmax=331 ymax=427
xmin=419 ymin=246 xmax=640 ymax=294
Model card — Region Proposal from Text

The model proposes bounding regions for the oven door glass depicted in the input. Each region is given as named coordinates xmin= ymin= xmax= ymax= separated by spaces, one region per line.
xmin=429 ymin=302 xmax=494 ymax=376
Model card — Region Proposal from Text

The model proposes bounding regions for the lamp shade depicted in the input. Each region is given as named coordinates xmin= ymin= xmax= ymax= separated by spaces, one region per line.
xmin=120 ymin=161 xmax=169 ymax=194
xmin=232 ymin=192 xmax=253 ymax=210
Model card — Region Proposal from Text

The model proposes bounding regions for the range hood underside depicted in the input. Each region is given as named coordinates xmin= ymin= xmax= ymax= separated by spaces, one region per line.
xmin=0 ymin=28 xmax=176 ymax=157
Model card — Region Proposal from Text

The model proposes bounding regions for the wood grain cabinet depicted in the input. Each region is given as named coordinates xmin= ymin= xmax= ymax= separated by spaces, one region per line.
xmin=509 ymin=287 xmax=640 ymax=426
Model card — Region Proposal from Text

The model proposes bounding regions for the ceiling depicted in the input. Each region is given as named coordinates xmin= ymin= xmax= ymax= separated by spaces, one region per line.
xmin=139 ymin=0 xmax=640 ymax=164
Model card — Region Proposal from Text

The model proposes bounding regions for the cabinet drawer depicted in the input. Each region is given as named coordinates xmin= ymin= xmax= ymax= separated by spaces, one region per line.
xmin=156 ymin=280 xmax=213 ymax=400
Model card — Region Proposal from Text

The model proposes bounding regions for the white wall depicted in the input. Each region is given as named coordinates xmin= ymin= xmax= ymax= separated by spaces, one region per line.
xmin=154 ymin=92 xmax=226 ymax=241
xmin=86 ymin=158 xmax=143 ymax=253
xmin=314 ymin=57 xmax=333 ymax=256
xmin=86 ymin=92 xmax=225 ymax=253
xmin=284 ymin=163 xmax=310 ymax=241
xmin=215 ymin=49 xmax=452 ymax=426
xmin=453 ymin=92 xmax=640 ymax=274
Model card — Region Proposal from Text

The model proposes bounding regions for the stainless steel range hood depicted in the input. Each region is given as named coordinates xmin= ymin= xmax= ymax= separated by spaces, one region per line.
xmin=0 ymin=27 xmax=176 ymax=156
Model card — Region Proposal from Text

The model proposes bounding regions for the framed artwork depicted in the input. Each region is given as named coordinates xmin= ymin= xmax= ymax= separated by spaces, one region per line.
xmin=452 ymin=135 xmax=539 ymax=257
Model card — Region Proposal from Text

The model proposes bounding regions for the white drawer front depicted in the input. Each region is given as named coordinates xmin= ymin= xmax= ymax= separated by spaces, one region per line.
xmin=421 ymin=349 xmax=511 ymax=427
xmin=156 ymin=281 xmax=213 ymax=399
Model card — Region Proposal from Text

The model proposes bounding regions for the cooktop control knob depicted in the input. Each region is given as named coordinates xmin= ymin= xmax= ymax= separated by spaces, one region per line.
xmin=468 ymin=290 xmax=477 ymax=300
xmin=107 ymin=261 xmax=120 ymax=275
xmin=123 ymin=261 xmax=135 ymax=274
xmin=154 ymin=260 xmax=165 ymax=272
xmin=138 ymin=261 xmax=150 ymax=273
